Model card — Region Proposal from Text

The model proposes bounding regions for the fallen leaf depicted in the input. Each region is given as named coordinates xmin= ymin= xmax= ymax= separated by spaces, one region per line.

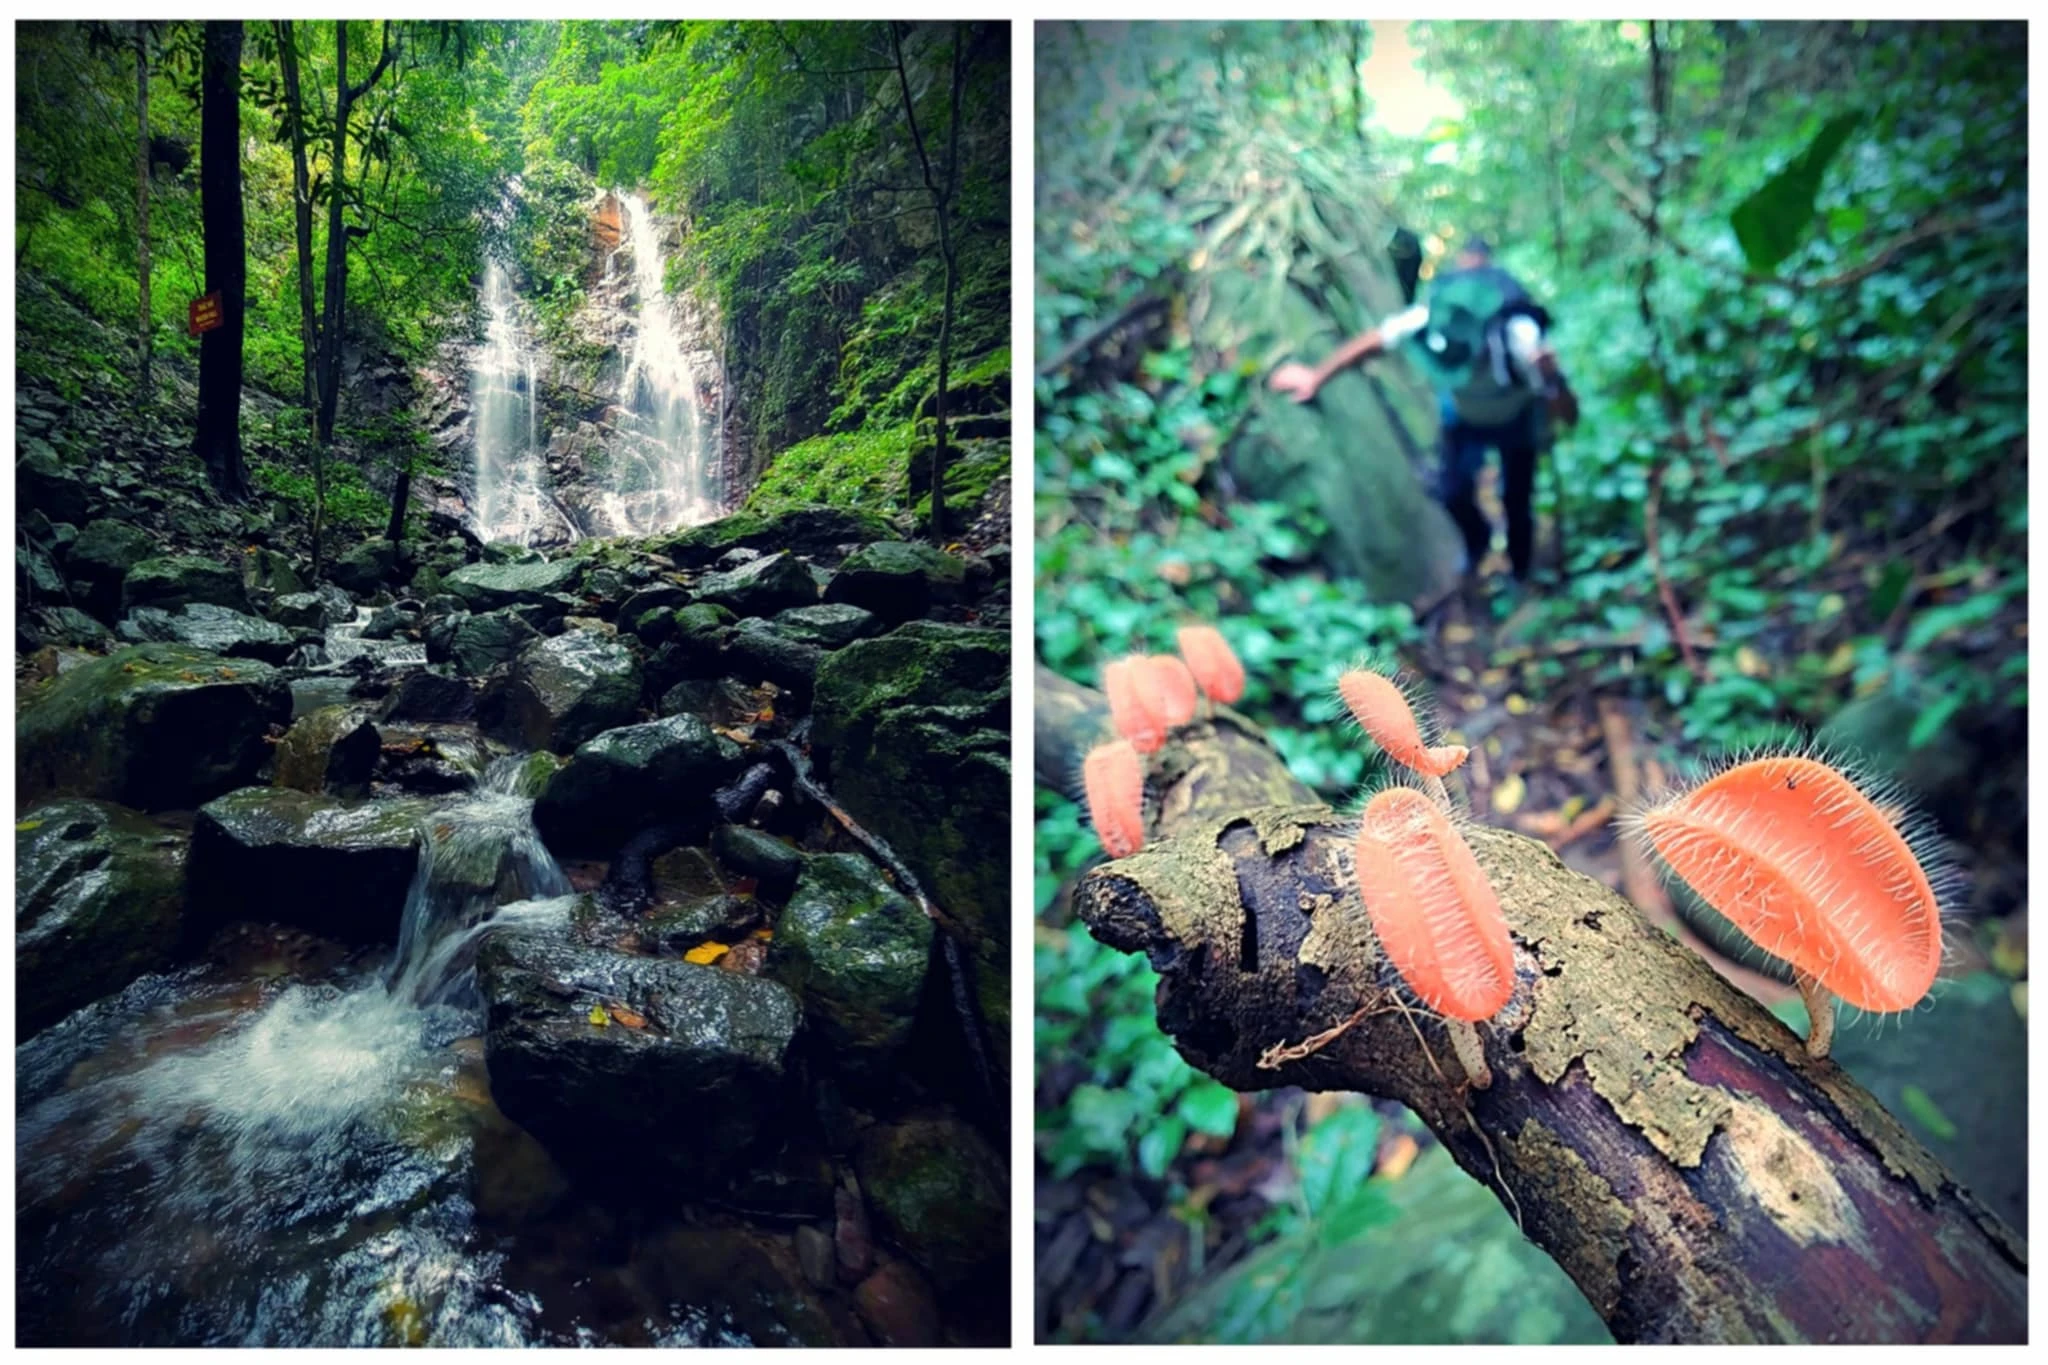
xmin=16 ymin=820 xmax=44 ymax=832
xmin=608 ymin=1004 xmax=648 ymax=1029
xmin=1504 ymin=693 xmax=1533 ymax=715
xmin=750 ymin=927 xmax=773 ymax=941
xmin=587 ymin=1004 xmax=611 ymax=1028
xmin=1491 ymin=772 xmax=1526 ymax=815
xmin=684 ymin=941 xmax=731 ymax=966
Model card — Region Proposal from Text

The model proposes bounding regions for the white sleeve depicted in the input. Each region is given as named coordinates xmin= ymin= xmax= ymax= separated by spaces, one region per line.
xmin=1377 ymin=304 xmax=1430 ymax=346
xmin=1504 ymin=314 xmax=1545 ymax=369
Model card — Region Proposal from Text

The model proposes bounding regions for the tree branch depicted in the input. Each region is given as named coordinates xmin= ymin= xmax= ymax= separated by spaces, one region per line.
xmin=1035 ymin=665 xmax=2027 ymax=1344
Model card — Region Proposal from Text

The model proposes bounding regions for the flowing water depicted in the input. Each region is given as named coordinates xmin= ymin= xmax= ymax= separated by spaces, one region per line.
xmin=591 ymin=192 xmax=721 ymax=536
xmin=13 ymin=762 xmax=740 ymax=1347
xmin=469 ymin=260 xmax=577 ymax=546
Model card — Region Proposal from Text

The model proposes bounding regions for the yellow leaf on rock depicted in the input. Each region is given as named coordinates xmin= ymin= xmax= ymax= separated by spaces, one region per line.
xmin=588 ymin=1005 xmax=611 ymax=1027
xmin=16 ymin=820 xmax=42 ymax=832
xmin=610 ymin=1005 xmax=648 ymax=1029
xmin=1491 ymin=772 xmax=1526 ymax=815
xmin=685 ymin=942 xmax=731 ymax=966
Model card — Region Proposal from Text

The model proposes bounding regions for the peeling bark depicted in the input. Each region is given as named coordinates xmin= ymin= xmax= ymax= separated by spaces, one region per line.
xmin=1037 ymin=667 xmax=2026 ymax=1343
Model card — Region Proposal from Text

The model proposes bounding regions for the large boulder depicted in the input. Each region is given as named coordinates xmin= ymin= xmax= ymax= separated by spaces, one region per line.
xmin=271 ymin=704 xmax=381 ymax=796
xmin=377 ymin=670 xmax=477 ymax=724
xmin=66 ymin=518 xmax=156 ymax=618
xmin=724 ymin=618 xmax=826 ymax=700
xmin=823 ymin=542 xmax=967 ymax=622
xmin=15 ymin=799 xmax=187 ymax=1037
xmin=854 ymin=1116 xmax=1008 ymax=1293
xmin=18 ymin=442 xmax=92 ymax=525
xmin=121 ymin=555 xmax=250 ymax=615
xmin=187 ymin=787 xmax=427 ymax=943
xmin=432 ymin=607 xmax=542 ymax=678
xmin=328 ymin=538 xmax=404 ymax=597
xmin=772 ymin=603 xmax=880 ymax=650
xmin=693 ymin=551 xmax=819 ymax=618
xmin=240 ymin=546 xmax=308 ymax=603
xmin=443 ymin=558 xmax=581 ymax=613
xmin=773 ymin=854 xmax=933 ymax=1075
xmin=16 ymin=644 xmax=291 ymax=810
xmin=269 ymin=585 xmax=356 ymax=629
xmin=480 ymin=922 xmax=802 ymax=1186
xmin=483 ymin=629 xmax=643 ymax=753
xmin=659 ymin=505 xmax=896 ymax=569
xmin=115 ymin=602 xmax=297 ymax=664
xmin=532 ymin=714 xmax=744 ymax=854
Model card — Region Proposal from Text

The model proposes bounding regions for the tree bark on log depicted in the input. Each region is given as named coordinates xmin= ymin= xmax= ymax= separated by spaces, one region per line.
xmin=1035 ymin=665 xmax=2026 ymax=1344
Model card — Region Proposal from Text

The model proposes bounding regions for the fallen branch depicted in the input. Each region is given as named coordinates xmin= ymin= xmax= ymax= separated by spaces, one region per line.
xmin=1036 ymin=294 xmax=1170 ymax=377
xmin=1036 ymin=667 xmax=2026 ymax=1344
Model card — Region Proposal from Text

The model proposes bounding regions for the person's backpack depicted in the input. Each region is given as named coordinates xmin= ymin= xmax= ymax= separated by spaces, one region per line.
xmin=1411 ymin=265 xmax=1551 ymax=406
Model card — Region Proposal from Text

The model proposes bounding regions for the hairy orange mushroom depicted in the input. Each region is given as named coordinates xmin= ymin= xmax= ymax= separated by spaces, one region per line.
xmin=1634 ymin=753 xmax=1946 ymax=1058
xmin=1352 ymin=786 xmax=1515 ymax=1086
xmin=1082 ymin=739 xmax=1146 ymax=859
xmin=1337 ymin=666 xmax=1469 ymax=782
xmin=1176 ymin=625 xmax=1245 ymax=705
xmin=1102 ymin=656 xmax=1168 ymax=754
xmin=1146 ymin=654 xmax=1200 ymax=729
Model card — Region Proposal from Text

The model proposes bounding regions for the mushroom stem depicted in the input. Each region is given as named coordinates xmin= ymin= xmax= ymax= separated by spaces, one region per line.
xmin=1422 ymin=773 xmax=1451 ymax=809
xmin=1447 ymin=1019 xmax=1492 ymax=1090
xmin=1798 ymin=974 xmax=1837 ymax=1059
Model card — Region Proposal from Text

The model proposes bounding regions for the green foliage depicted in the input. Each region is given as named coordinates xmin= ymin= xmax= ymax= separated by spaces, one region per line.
xmin=1730 ymin=112 xmax=1863 ymax=272
xmin=742 ymin=423 xmax=916 ymax=517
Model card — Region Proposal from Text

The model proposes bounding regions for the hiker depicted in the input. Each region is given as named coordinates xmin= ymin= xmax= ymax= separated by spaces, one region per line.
xmin=1269 ymin=236 xmax=1579 ymax=582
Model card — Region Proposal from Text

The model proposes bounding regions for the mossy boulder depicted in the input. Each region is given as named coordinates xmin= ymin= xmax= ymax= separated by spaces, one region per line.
xmin=724 ymin=617 xmax=826 ymax=699
xmin=532 ymin=714 xmax=744 ymax=854
xmin=773 ymin=603 xmax=880 ymax=650
xmin=269 ymin=585 xmax=356 ymax=629
xmin=483 ymin=628 xmax=643 ymax=753
xmin=694 ymin=551 xmax=820 ymax=618
xmin=714 ymin=825 xmax=808 ymax=902
xmin=773 ymin=854 xmax=933 ymax=1077
xmin=328 ymin=538 xmax=405 ymax=597
xmin=121 ymin=555 xmax=250 ymax=615
xmin=658 ymin=505 xmax=896 ymax=569
xmin=272 ymin=704 xmax=381 ymax=796
xmin=15 ymin=799 xmax=188 ymax=1037
xmin=823 ymin=542 xmax=968 ymax=622
xmin=444 ymin=558 xmax=581 ymax=612
xmin=66 ymin=518 xmax=156 ymax=618
xmin=16 ymin=644 xmax=291 ymax=811
xmin=433 ymin=607 xmax=543 ymax=678
xmin=187 ymin=787 xmax=429 ymax=943
xmin=854 ymin=1116 xmax=1008 ymax=1293
xmin=241 ymin=546 xmax=308 ymax=602
xmin=116 ymin=602 xmax=297 ymax=664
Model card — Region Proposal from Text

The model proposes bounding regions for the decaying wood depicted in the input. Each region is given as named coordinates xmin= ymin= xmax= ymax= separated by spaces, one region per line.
xmin=1037 ymin=667 xmax=2026 ymax=1344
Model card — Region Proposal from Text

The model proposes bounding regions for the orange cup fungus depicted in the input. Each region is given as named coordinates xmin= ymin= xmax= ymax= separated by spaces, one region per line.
xmin=1176 ymin=625 xmax=1245 ymax=705
xmin=1352 ymin=787 xmax=1516 ymax=1024
xmin=1337 ymin=666 xmax=1469 ymax=780
xmin=1082 ymin=739 xmax=1146 ymax=859
xmin=1102 ymin=656 xmax=1168 ymax=754
xmin=1635 ymin=753 xmax=1945 ymax=1057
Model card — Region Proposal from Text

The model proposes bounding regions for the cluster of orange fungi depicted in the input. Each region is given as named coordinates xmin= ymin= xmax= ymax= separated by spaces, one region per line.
xmin=1083 ymin=637 xmax=1945 ymax=1075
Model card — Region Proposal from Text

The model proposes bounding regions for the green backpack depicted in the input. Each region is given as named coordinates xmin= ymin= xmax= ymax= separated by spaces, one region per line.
xmin=1409 ymin=265 xmax=1539 ymax=396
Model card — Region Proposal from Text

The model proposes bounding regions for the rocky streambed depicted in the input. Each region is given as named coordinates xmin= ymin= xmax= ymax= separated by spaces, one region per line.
xmin=14 ymin=502 xmax=1011 ymax=1347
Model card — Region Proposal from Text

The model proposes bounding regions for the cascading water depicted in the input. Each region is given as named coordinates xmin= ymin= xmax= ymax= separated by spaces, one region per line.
xmin=469 ymin=260 xmax=576 ymax=546
xmin=593 ymin=192 xmax=721 ymax=535
xmin=10 ymin=761 xmax=639 ymax=1347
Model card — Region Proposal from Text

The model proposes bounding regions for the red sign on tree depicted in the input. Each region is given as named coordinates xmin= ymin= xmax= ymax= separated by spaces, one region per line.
xmin=187 ymin=291 xmax=223 ymax=337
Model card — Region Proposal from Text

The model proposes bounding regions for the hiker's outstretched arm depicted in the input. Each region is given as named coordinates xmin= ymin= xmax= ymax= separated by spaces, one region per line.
xmin=1270 ymin=329 xmax=1386 ymax=402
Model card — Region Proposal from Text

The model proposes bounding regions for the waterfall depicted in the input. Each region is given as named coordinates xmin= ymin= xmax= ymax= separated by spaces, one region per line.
xmin=469 ymin=260 xmax=575 ymax=546
xmin=595 ymin=191 xmax=720 ymax=535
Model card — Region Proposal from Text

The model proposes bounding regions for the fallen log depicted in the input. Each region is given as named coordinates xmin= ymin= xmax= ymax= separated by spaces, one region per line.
xmin=1037 ymin=665 xmax=2026 ymax=1344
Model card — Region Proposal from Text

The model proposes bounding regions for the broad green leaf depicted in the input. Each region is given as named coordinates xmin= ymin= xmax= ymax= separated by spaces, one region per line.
xmin=1176 ymin=1079 xmax=1240 ymax=1136
xmin=1730 ymin=113 xmax=1862 ymax=272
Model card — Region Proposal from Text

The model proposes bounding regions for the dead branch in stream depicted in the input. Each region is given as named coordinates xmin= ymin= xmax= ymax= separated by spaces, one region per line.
xmin=1036 ymin=666 xmax=2026 ymax=1344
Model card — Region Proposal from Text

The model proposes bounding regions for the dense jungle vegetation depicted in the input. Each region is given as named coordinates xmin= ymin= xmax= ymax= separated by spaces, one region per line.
xmin=1034 ymin=20 xmax=2025 ymax=1344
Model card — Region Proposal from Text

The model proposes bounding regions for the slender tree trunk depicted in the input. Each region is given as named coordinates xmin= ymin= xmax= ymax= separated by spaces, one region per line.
xmin=192 ymin=19 xmax=248 ymax=501
xmin=385 ymin=465 xmax=410 ymax=544
xmin=1035 ymin=666 xmax=2027 ymax=1344
xmin=273 ymin=19 xmax=325 ymax=579
xmin=134 ymin=24 xmax=151 ymax=415
xmin=315 ymin=21 xmax=396 ymax=446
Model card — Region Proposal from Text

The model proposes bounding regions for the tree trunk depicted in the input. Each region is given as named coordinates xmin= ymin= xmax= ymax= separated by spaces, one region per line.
xmin=273 ymin=19 xmax=325 ymax=580
xmin=192 ymin=19 xmax=248 ymax=501
xmin=134 ymin=24 xmax=151 ymax=414
xmin=385 ymin=466 xmax=410 ymax=544
xmin=315 ymin=21 xmax=396 ymax=446
xmin=1035 ymin=665 xmax=2027 ymax=1344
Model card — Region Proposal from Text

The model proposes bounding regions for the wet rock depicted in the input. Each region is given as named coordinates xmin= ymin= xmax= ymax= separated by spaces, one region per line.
xmin=66 ymin=518 xmax=156 ymax=617
xmin=796 ymin=1225 xmax=837 ymax=1290
xmin=479 ymin=540 xmax=546 ymax=565
xmin=835 ymin=1184 xmax=874 ymax=1284
xmin=650 ymin=845 xmax=726 ymax=902
xmin=532 ymin=714 xmax=743 ymax=855
xmin=444 ymin=558 xmax=580 ymax=612
xmin=693 ymin=551 xmax=819 ymax=618
xmin=483 ymin=628 xmax=642 ymax=753
xmin=121 ymin=555 xmax=251 ymax=615
xmin=18 ymin=443 xmax=92 ymax=525
xmin=773 ymin=854 xmax=933 ymax=1075
xmin=722 ymin=1141 xmax=839 ymax=1222
xmin=269 ymin=585 xmax=357 ymax=629
xmin=660 ymin=505 xmax=896 ymax=569
xmin=643 ymin=1226 xmax=856 ymax=1348
xmin=241 ymin=546 xmax=307 ymax=603
xmin=271 ymin=704 xmax=380 ymax=796
xmin=16 ymin=799 xmax=187 ymax=1037
xmin=854 ymin=1259 xmax=943 ymax=1348
xmin=854 ymin=1116 xmax=1008 ymax=1293
xmin=724 ymin=617 xmax=825 ymax=699
xmin=435 ymin=607 xmax=542 ymax=678
xmin=640 ymin=893 xmax=759 ymax=955
xmin=188 ymin=787 xmax=428 ymax=943
xmin=16 ymin=644 xmax=291 ymax=810
xmin=713 ymin=825 xmax=807 ymax=902
xmin=328 ymin=538 xmax=404 ymax=596
xmin=372 ymin=722 xmax=496 ymax=795
xmin=773 ymin=602 xmax=880 ymax=650
xmin=658 ymin=676 xmax=760 ymax=724
xmin=21 ymin=606 xmax=114 ymax=650
xmin=823 ymin=542 xmax=967 ymax=622
xmin=361 ymin=601 xmax=421 ymax=640
xmin=116 ymin=602 xmax=297 ymax=664
xmin=376 ymin=670 xmax=477 ymax=724
xmin=479 ymin=926 xmax=802 ymax=1185
xmin=619 ymin=583 xmax=688 ymax=632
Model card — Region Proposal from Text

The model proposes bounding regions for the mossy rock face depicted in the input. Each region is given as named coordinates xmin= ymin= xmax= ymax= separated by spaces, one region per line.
xmin=272 ymin=704 xmax=381 ymax=797
xmin=15 ymin=799 xmax=188 ymax=1038
xmin=443 ymin=608 xmax=543 ymax=679
xmin=484 ymin=629 xmax=643 ymax=754
xmin=443 ymin=558 xmax=581 ymax=612
xmin=823 ymin=542 xmax=967 ymax=622
xmin=187 ymin=787 xmax=430 ymax=943
xmin=67 ymin=518 xmax=156 ymax=617
xmin=724 ymin=617 xmax=826 ymax=699
xmin=241 ymin=546 xmax=308 ymax=603
xmin=854 ymin=1115 xmax=1008 ymax=1293
xmin=693 ymin=551 xmax=820 ymax=618
xmin=116 ymin=603 xmax=297 ymax=664
xmin=18 ymin=443 xmax=92 ymax=525
xmin=531 ymin=714 xmax=743 ymax=854
xmin=773 ymin=854 xmax=934 ymax=1074
xmin=15 ymin=644 xmax=292 ymax=811
xmin=328 ymin=538 xmax=405 ymax=597
xmin=121 ymin=555 xmax=250 ymax=615
xmin=659 ymin=505 xmax=897 ymax=569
